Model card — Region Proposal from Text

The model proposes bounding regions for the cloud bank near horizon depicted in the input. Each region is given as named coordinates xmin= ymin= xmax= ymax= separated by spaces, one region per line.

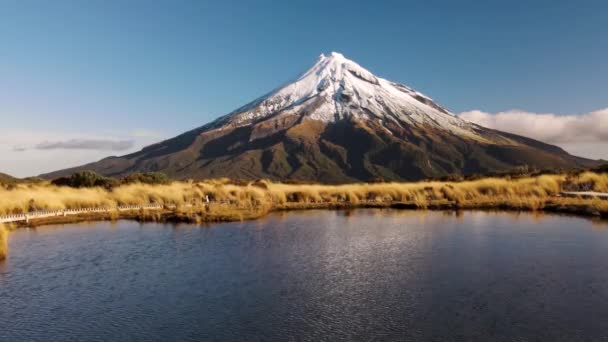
xmin=15 ymin=139 xmax=135 ymax=152
xmin=459 ymin=108 xmax=608 ymax=160
xmin=0 ymin=129 xmax=166 ymax=177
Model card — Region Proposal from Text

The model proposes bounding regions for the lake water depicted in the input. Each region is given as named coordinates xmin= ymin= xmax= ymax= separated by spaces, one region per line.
xmin=1 ymin=210 xmax=608 ymax=341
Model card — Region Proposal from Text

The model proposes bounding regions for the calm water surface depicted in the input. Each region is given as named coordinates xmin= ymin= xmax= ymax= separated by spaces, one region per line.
xmin=1 ymin=210 xmax=608 ymax=341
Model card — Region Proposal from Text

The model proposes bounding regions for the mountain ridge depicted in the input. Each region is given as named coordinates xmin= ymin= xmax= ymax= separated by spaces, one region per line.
xmin=0 ymin=172 xmax=17 ymax=183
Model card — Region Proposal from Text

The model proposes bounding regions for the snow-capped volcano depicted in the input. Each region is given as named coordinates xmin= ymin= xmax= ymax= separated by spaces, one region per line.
xmin=218 ymin=52 xmax=476 ymax=137
xmin=42 ymin=52 xmax=598 ymax=183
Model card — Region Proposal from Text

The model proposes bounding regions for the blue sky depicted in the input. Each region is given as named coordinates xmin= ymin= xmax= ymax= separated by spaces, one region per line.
xmin=1 ymin=0 xmax=607 ymax=176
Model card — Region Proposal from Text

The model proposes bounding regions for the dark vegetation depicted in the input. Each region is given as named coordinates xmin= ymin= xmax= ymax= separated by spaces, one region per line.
xmin=51 ymin=170 xmax=118 ymax=189
xmin=432 ymin=163 xmax=608 ymax=183
xmin=51 ymin=171 xmax=170 ymax=189
xmin=122 ymin=172 xmax=171 ymax=185
xmin=593 ymin=163 xmax=608 ymax=174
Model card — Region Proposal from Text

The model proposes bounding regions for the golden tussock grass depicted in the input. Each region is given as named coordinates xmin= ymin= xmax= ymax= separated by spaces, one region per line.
xmin=265 ymin=173 xmax=607 ymax=211
xmin=574 ymin=172 xmax=608 ymax=192
xmin=0 ymin=181 xmax=265 ymax=215
xmin=0 ymin=172 xmax=607 ymax=220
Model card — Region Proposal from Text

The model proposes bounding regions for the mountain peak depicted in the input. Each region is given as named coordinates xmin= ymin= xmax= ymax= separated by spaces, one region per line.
xmin=219 ymin=52 xmax=473 ymax=137
xmin=307 ymin=51 xmax=376 ymax=85
xmin=318 ymin=51 xmax=345 ymax=60
xmin=320 ymin=51 xmax=346 ymax=60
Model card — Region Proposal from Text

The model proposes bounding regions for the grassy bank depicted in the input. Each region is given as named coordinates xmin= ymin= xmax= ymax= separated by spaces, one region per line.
xmin=1 ymin=172 xmax=607 ymax=223
xmin=1 ymin=172 xmax=607 ymax=260
xmin=0 ymin=225 xmax=8 ymax=260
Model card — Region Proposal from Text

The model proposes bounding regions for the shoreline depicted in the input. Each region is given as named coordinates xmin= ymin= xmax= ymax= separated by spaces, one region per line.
xmin=1 ymin=196 xmax=606 ymax=260
xmin=2 ymin=172 xmax=608 ymax=234
xmin=4 ymin=198 xmax=607 ymax=230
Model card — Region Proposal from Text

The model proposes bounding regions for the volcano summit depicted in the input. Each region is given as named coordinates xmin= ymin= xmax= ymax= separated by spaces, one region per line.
xmin=43 ymin=52 xmax=596 ymax=182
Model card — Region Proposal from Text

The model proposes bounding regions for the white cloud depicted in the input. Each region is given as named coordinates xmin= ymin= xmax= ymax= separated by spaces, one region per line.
xmin=459 ymin=108 xmax=608 ymax=160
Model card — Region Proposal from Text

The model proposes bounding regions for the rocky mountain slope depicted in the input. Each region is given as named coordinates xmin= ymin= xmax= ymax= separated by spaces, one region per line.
xmin=42 ymin=52 xmax=597 ymax=182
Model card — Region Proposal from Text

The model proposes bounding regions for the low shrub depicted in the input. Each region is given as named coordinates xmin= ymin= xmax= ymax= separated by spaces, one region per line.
xmin=51 ymin=171 xmax=118 ymax=189
xmin=122 ymin=172 xmax=170 ymax=185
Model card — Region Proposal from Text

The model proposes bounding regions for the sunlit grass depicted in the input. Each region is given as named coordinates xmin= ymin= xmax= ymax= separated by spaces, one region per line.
xmin=0 ymin=173 xmax=607 ymax=219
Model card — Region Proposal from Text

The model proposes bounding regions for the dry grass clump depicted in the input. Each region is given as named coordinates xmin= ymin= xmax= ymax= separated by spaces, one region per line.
xmin=543 ymin=197 xmax=608 ymax=217
xmin=0 ymin=225 xmax=8 ymax=260
xmin=170 ymin=201 xmax=272 ymax=224
xmin=0 ymin=183 xmax=114 ymax=214
xmin=570 ymin=172 xmax=608 ymax=192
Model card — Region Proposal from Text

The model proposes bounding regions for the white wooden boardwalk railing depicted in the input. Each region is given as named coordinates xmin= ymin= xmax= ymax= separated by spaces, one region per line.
xmin=560 ymin=191 xmax=608 ymax=200
xmin=0 ymin=204 xmax=165 ymax=224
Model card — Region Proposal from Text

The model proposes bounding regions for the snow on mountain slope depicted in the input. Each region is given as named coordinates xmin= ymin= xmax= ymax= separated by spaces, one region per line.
xmin=215 ymin=52 xmax=478 ymax=138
